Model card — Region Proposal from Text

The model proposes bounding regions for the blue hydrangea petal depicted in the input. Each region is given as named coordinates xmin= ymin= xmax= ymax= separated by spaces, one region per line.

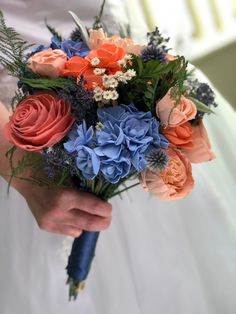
xmin=76 ymin=146 xmax=100 ymax=180
xmin=100 ymin=158 xmax=131 ymax=184
xmin=94 ymin=144 xmax=122 ymax=159
xmin=160 ymin=134 xmax=169 ymax=148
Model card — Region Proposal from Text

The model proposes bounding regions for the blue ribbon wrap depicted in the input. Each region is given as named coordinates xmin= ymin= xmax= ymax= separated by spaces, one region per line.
xmin=66 ymin=231 xmax=100 ymax=283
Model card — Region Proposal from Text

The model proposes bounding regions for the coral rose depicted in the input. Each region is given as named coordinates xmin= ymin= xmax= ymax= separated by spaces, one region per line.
xmin=162 ymin=122 xmax=193 ymax=149
xmin=181 ymin=121 xmax=215 ymax=163
xmin=140 ymin=147 xmax=194 ymax=200
xmin=88 ymin=28 xmax=145 ymax=55
xmin=5 ymin=93 xmax=75 ymax=151
xmin=156 ymin=90 xmax=197 ymax=127
xmin=28 ymin=48 xmax=67 ymax=78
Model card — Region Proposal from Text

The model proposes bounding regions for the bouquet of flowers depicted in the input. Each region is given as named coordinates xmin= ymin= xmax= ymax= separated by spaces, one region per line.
xmin=0 ymin=0 xmax=217 ymax=300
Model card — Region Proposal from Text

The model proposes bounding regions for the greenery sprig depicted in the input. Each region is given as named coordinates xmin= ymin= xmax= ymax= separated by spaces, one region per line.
xmin=19 ymin=77 xmax=75 ymax=90
xmin=44 ymin=18 xmax=62 ymax=42
xmin=0 ymin=10 xmax=33 ymax=77
xmin=123 ymin=55 xmax=188 ymax=113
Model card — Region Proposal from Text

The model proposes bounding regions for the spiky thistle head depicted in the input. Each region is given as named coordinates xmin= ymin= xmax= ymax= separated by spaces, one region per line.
xmin=141 ymin=45 xmax=169 ymax=63
xmin=70 ymin=28 xmax=83 ymax=42
xmin=141 ymin=27 xmax=170 ymax=63
xmin=188 ymin=79 xmax=218 ymax=124
xmin=145 ymin=149 xmax=169 ymax=172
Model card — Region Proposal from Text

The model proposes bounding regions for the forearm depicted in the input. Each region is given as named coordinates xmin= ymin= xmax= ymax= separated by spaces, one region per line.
xmin=0 ymin=101 xmax=29 ymax=193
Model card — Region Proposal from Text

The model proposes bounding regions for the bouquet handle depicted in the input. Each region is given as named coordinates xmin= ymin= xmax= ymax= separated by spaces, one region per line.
xmin=66 ymin=230 xmax=100 ymax=300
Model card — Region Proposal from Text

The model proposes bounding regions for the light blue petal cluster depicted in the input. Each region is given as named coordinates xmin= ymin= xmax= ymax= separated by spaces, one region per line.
xmin=64 ymin=122 xmax=99 ymax=179
xmin=64 ymin=121 xmax=94 ymax=153
xmin=51 ymin=37 xmax=90 ymax=58
xmin=97 ymin=104 xmax=169 ymax=179
xmin=76 ymin=146 xmax=100 ymax=180
xmin=64 ymin=104 xmax=169 ymax=183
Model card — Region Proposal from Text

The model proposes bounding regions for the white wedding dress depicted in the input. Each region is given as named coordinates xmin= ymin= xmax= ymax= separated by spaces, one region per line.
xmin=0 ymin=1 xmax=236 ymax=314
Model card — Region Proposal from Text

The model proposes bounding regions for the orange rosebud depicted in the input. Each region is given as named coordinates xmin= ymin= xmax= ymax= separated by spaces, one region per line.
xmin=140 ymin=147 xmax=194 ymax=200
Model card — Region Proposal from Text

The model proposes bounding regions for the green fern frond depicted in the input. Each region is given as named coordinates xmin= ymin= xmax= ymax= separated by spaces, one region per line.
xmin=0 ymin=10 xmax=33 ymax=77
xmin=10 ymin=89 xmax=26 ymax=110
xmin=44 ymin=18 xmax=62 ymax=41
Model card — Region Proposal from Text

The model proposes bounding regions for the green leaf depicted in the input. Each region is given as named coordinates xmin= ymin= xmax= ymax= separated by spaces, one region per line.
xmin=189 ymin=97 xmax=215 ymax=114
xmin=20 ymin=77 xmax=73 ymax=90
xmin=68 ymin=11 xmax=89 ymax=45
xmin=136 ymin=57 xmax=144 ymax=76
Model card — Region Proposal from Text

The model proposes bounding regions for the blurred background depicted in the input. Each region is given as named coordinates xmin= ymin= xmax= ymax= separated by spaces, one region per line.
xmin=126 ymin=0 xmax=236 ymax=110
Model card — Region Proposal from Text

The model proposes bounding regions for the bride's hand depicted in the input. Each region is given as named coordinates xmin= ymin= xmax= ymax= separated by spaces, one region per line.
xmin=18 ymin=185 xmax=112 ymax=237
xmin=1 ymin=102 xmax=112 ymax=238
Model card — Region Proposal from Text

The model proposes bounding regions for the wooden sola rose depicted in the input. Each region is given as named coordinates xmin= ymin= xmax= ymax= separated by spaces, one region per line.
xmin=140 ymin=146 xmax=194 ymax=200
xmin=4 ymin=93 xmax=75 ymax=151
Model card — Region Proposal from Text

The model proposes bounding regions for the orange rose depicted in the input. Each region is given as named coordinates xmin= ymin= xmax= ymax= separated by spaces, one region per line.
xmin=156 ymin=90 xmax=197 ymax=127
xmin=86 ymin=43 xmax=125 ymax=74
xmin=28 ymin=48 xmax=67 ymax=78
xmin=181 ymin=121 xmax=215 ymax=163
xmin=88 ymin=28 xmax=145 ymax=55
xmin=60 ymin=56 xmax=103 ymax=89
xmin=140 ymin=147 xmax=194 ymax=200
xmin=61 ymin=43 xmax=125 ymax=88
xmin=162 ymin=122 xmax=193 ymax=149
xmin=5 ymin=93 xmax=75 ymax=151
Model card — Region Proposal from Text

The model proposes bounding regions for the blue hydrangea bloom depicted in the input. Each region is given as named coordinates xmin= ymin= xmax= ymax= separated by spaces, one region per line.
xmin=100 ymin=157 xmax=131 ymax=184
xmin=97 ymin=106 xmax=128 ymax=125
xmin=51 ymin=37 xmax=90 ymax=58
xmin=131 ymin=145 xmax=150 ymax=171
xmin=120 ymin=115 xmax=153 ymax=152
xmin=64 ymin=121 xmax=94 ymax=153
xmin=148 ymin=118 xmax=169 ymax=149
xmin=97 ymin=103 xmax=169 ymax=172
xmin=95 ymin=121 xmax=125 ymax=160
xmin=76 ymin=146 xmax=100 ymax=180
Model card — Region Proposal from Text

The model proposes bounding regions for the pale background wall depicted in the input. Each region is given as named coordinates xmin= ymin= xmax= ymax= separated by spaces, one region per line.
xmin=127 ymin=0 xmax=236 ymax=109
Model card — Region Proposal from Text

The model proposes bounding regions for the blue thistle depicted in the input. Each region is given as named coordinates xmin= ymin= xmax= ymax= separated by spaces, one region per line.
xmin=145 ymin=148 xmax=168 ymax=171
xmin=195 ymin=83 xmax=216 ymax=107
xmin=141 ymin=45 xmax=169 ymax=63
xmin=141 ymin=27 xmax=170 ymax=63
xmin=189 ymin=79 xmax=218 ymax=124
xmin=70 ymin=28 xmax=83 ymax=42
